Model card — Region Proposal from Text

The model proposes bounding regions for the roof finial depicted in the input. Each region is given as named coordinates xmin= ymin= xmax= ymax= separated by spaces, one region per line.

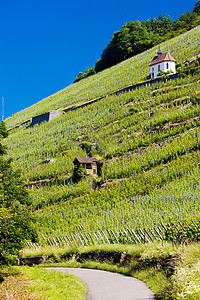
xmin=157 ymin=45 xmax=162 ymax=55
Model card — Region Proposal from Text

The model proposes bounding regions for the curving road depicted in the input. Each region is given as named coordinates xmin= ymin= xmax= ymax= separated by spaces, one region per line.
xmin=46 ymin=267 xmax=156 ymax=300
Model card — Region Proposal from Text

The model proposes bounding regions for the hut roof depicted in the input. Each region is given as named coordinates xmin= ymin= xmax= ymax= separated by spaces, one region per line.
xmin=73 ymin=157 xmax=98 ymax=164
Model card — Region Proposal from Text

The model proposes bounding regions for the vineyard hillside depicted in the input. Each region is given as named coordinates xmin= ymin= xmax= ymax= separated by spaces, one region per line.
xmin=5 ymin=26 xmax=200 ymax=130
xmin=3 ymin=25 xmax=200 ymax=247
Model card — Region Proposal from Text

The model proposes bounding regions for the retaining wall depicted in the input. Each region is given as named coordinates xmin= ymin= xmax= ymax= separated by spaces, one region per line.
xmin=31 ymin=111 xmax=64 ymax=127
xmin=62 ymin=74 xmax=180 ymax=117
xmin=12 ymin=73 xmax=181 ymax=130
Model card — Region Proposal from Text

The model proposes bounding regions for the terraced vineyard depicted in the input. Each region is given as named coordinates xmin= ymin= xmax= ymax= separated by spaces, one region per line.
xmin=5 ymin=25 xmax=200 ymax=129
xmin=3 ymin=26 xmax=200 ymax=246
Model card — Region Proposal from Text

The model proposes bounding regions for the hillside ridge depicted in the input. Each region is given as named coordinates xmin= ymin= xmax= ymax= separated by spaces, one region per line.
xmin=5 ymin=25 xmax=200 ymax=129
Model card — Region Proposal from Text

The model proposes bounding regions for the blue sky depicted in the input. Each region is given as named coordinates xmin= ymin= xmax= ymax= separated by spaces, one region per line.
xmin=0 ymin=0 xmax=196 ymax=119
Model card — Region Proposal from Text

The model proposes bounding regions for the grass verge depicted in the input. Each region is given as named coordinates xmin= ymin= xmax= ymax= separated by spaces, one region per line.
xmin=0 ymin=266 xmax=86 ymax=300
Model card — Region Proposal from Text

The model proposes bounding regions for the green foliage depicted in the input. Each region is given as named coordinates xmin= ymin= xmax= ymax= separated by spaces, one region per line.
xmin=128 ymin=106 xmax=139 ymax=114
xmin=72 ymin=164 xmax=87 ymax=183
xmin=80 ymin=141 xmax=93 ymax=156
xmin=157 ymin=69 xmax=174 ymax=77
xmin=74 ymin=66 xmax=96 ymax=83
xmin=0 ymin=143 xmax=7 ymax=156
xmin=193 ymin=0 xmax=200 ymax=14
xmin=0 ymin=207 xmax=37 ymax=266
xmin=0 ymin=125 xmax=37 ymax=267
xmin=95 ymin=21 xmax=152 ymax=72
xmin=164 ymin=219 xmax=200 ymax=243
xmin=142 ymin=74 xmax=151 ymax=81
xmin=0 ymin=121 xmax=8 ymax=155
xmin=0 ymin=121 xmax=8 ymax=139
xmin=91 ymin=175 xmax=103 ymax=189
xmin=0 ymin=271 xmax=4 ymax=282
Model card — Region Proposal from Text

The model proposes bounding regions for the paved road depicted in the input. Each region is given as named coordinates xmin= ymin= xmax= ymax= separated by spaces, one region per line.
xmin=46 ymin=267 xmax=156 ymax=300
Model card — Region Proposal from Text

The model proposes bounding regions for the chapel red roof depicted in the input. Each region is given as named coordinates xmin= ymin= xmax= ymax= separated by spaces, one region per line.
xmin=149 ymin=52 xmax=176 ymax=66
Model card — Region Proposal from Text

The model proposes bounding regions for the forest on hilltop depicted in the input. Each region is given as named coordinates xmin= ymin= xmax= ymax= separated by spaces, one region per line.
xmin=74 ymin=0 xmax=200 ymax=82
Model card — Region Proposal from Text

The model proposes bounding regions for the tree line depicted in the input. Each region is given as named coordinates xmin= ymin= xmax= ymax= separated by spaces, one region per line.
xmin=0 ymin=121 xmax=37 ymax=276
xmin=74 ymin=0 xmax=200 ymax=83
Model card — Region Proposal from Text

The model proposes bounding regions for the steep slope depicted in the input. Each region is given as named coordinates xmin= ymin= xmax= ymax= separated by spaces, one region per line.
xmin=5 ymin=26 xmax=200 ymax=129
xmin=3 ymin=26 xmax=200 ymax=246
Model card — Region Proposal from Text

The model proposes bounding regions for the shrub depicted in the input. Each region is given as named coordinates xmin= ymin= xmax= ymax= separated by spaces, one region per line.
xmin=72 ymin=164 xmax=87 ymax=183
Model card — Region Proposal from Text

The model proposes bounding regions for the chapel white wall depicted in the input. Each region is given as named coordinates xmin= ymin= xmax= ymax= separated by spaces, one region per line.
xmin=150 ymin=61 xmax=176 ymax=79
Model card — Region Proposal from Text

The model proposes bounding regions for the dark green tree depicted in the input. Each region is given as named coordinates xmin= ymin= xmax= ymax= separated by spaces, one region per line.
xmin=74 ymin=66 xmax=96 ymax=83
xmin=0 ymin=122 xmax=37 ymax=267
xmin=193 ymin=0 xmax=200 ymax=13
xmin=0 ymin=121 xmax=8 ymax=139
xmin=80 ymin=141 xmax=93 ymax=157
xmin=95 ymin=21 xmax=152 ymax=72
xmin=72 ymin=164 xmax=87 ymax=183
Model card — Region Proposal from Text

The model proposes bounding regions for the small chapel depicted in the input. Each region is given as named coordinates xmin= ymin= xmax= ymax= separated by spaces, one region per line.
xmin=149 ymin=46 xmax=176 ymax=79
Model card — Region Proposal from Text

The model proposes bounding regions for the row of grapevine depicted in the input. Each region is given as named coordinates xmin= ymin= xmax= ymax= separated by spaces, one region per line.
xmin=25 ymin=217 xmax=200 ymax=248
xmin=5 ymin=26 xmax=200 ymax=129
xmin=4 ymin=74 xmax=200 ymax=183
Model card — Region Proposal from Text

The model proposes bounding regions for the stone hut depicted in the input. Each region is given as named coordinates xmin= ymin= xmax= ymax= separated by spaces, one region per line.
xmin=73 ymin=157 xmax=99 ymax=177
